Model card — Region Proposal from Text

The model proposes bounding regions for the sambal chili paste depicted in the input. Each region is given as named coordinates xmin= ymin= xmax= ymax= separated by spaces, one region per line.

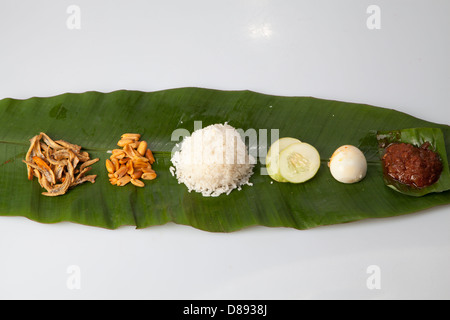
xmin=382 ymin=142 xmax=443 ymax=188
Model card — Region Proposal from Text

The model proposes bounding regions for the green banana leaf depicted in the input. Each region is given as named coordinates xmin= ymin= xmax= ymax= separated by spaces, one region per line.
xmin=376 ymin=128 xmax=450 ymax=197
xmin=0 ymin=87 xmax=449 ymax=232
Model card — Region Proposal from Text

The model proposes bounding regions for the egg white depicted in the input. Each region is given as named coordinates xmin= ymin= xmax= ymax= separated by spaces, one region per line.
xmin=329 ymin=145 xmax=367 ymax=184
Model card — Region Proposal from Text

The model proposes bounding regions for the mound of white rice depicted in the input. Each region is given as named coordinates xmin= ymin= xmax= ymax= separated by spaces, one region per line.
xmin=170 ymin=123 xmax=255 ymax=197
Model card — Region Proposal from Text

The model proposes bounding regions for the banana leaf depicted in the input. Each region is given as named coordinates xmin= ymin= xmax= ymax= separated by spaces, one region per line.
xmin=376 ymin=128 xmax=450 ymax=197
xmin=0 ymin=87 xmax=449 ymax=232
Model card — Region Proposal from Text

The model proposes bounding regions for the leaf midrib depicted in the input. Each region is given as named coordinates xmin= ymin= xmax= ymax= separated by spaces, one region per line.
xmin=0 ymin=140 xmax=382 ymax=165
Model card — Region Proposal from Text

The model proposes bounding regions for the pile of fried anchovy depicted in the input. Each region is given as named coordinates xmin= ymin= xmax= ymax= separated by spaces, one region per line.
xmin=23 ymin=132 xmax=99 ymax=196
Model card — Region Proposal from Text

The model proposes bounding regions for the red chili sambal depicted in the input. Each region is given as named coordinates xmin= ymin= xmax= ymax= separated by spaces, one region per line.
xmin=382 ymin=142 xmax=443 ymax=188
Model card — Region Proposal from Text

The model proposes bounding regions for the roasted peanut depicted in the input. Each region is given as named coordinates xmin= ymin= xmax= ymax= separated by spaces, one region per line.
xmin=121 ymin=133 xmax=141 ymax=141
xmin=105 ymin=159 xmax=115 ymax=174
xmin=137 ymin=141 xmax=148 ymax=156
xmin=131 ymin=170 xmax=143 ymax=180
xmin=126 ymin=160 xmax=134 ymax=175
xmin=117 ymin=139 xmax=134 ymax=147
xmin=145 ymin=149 xmax=155 ymax=164
xmin=117 ymin=175 xmax=131 ymax=186
xmin=107 ymin=134 xmax=156 ymax=187
xmin=142 ymin=172 xmax=157 ymax=180
xmin=131 ymin=179 xmax=145 ymax=187
xmin=111 ymin=157 xmax=120 ymax=171
xmin=114 ymin=165 xmax=128 ymax=179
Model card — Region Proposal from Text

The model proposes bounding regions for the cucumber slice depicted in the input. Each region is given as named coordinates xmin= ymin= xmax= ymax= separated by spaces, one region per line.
xmin=279 ymin=142 xmax=321 ymax=183
xmin=266 ymin=137 xmax=301 ymax=182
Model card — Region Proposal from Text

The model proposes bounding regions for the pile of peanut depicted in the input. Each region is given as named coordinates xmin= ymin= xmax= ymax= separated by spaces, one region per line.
xmin=106 ymin=133 xmax=156 ymax=187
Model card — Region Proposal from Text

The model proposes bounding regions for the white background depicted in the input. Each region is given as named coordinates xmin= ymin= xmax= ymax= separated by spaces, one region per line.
xmin=0 ymin=0 xmax=449 ymax=300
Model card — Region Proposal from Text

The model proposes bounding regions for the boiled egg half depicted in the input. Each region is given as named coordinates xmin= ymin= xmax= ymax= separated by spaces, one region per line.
xmin=328 ymin=145 xmax=367 ymax=184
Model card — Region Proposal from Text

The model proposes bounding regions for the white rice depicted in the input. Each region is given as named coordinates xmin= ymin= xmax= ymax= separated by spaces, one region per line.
xmin=170 ymin=123 xmax=255 ymax=197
